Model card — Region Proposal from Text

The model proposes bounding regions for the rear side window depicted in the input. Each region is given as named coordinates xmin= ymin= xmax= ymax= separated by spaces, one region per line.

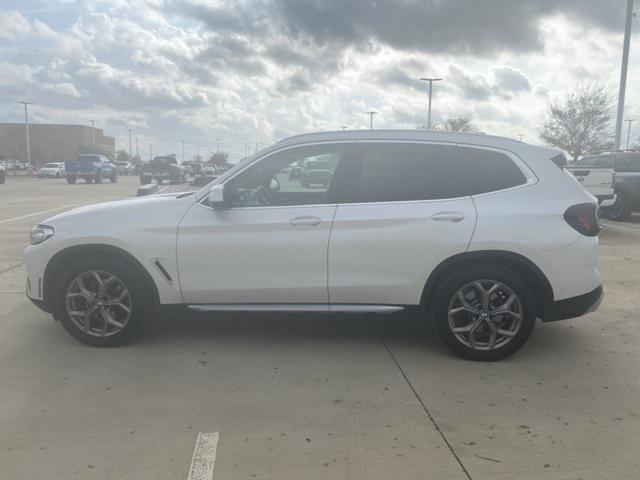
xmin=347 ymin=143 xmax=527 ymax=203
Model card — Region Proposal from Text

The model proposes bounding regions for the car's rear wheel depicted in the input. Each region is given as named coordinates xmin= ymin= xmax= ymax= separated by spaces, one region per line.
xmin=0 ymin=172 xmax=5 ymax=184
xmin=603 ymin=191 xmax=630 ymax=221
xmin=95 ymin=170 xmax=102 ymax=184
xmin=66 ymin=176 xmax=76 ymax=184
xmin=432 ymin=265 xmax=536 ymax=361
xmin=52 ymin=255 xmax=151 ymax=347
xmin=110 ymin=172 xmax=118 ymax=183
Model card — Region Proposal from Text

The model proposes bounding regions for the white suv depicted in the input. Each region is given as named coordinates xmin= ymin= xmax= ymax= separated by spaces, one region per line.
xmin=24 ymin=130 xmax=602 ymax=360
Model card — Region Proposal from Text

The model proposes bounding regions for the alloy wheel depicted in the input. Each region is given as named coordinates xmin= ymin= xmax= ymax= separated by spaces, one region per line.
xmin=65 ymin=270 xmax=132 ymax=337
xmin=447 ymin=279 xmax=523 ymax=351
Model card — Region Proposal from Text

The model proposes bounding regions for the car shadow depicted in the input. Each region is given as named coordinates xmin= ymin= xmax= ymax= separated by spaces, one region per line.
xmin=141 ymin=309 xmax=588 ymax=362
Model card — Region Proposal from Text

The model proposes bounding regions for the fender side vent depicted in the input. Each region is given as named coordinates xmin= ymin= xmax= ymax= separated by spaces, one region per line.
xmin=152 ymin=259 xmax=173 ymax=284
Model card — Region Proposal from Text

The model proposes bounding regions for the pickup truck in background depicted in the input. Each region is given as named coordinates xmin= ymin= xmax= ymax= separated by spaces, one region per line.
xmin=139 ymin=156 xmax=187 ymax=184
xmin=65 ymin=154 xmax=118 ymax=184
xmin=565 ymin=165 xmax=616 ymax=207
xmin=573 ymin=151 xmax=640 ymax=221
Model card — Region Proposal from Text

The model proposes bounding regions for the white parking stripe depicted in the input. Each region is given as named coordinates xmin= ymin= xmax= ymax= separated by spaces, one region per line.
xmin=188 ymin=432 xmax=219 ymax=480
xmin=0 ymin=204 xmax=79 ymax=225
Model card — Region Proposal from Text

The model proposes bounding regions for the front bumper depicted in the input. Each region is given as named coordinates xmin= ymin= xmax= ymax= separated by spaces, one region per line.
xmin=541 ymin=285 xmax=603 ymax=322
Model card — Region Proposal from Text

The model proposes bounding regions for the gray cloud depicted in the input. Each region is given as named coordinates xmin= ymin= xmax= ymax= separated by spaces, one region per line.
xmin=492 ymin=66 xmax=532 ymax=93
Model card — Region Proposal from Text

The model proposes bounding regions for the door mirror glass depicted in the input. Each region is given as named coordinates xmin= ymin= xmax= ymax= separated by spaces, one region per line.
xmin=208 ymin=184 xmax=225 ymax=208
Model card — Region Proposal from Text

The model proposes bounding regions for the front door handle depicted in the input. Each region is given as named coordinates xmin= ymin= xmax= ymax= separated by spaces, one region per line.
xmin=290 ymin=216 xmax=322 ymax=226
xmin=431 ymin=211 xmax=465 ymax=222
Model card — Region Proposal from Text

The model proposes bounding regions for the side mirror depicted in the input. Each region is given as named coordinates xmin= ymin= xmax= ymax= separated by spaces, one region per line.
xmin=207 ymin=184 xmax=226 ymax=208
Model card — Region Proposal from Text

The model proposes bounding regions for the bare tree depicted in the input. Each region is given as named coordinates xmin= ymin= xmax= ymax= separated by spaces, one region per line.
xmin=540 ymin=85 xmax=615 ymax=161
xmin=439 ymin=114 xmax=477 ymax=132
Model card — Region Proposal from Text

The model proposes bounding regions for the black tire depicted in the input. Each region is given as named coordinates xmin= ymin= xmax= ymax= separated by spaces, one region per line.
xmin=66 ymin=176 xmax=76 ymax=184
xmin=95 ymin=170 xmax=102 ymax=184
xmin=110 ymin=172 xmax=118 ymax=183
xmin=0 ymin=172 xmax=5 ymax=184
xmin=431 ymin=265 xmax=536 ymax=361
xmin=52 ymin=255 xmax=152 ymax=347
xmin=602 ymin=191 xmax=631 ymax=221
xmin=55 ymin=172 xmax=60 ymax=178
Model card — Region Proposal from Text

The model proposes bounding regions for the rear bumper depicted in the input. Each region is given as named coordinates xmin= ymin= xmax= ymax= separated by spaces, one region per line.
xmin=596 ymin=194 xmax=616 ymax=207
xmin=541 ymin=285 xmax=603 ymax=322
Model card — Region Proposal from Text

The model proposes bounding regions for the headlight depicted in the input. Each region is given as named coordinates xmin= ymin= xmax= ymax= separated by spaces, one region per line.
xmin=30 ymin=225 xmax=55 ymax=245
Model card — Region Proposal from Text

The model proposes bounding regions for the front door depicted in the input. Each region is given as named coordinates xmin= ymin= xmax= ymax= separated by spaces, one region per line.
xmin=177 ymin=143 xmax=351 ymax=305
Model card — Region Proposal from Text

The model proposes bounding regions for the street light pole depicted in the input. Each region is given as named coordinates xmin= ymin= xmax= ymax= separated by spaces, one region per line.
xmin=182 ymin=140 xmax=185 ymax=163
xmin=626 ymin=119 xmax=635 ymax=149
xmin=366 ymin=111 xmax=377 ymax=129
xmin=20 ymin=101 xmax=34 ymax=173
xmin=135 ymin=137 xmax=139 ymax=159
xmin=216 ymin=138 xmax=221 ymax=154
xmin=89 ymin=120 xmax=96 ymax=153
xmin=419 ymin=77 xmax=442 ymax=130
xmin=615 ymin=0 xmax=634 ymax=150
xmin=127 ymin=129 xmax=134 ymax=159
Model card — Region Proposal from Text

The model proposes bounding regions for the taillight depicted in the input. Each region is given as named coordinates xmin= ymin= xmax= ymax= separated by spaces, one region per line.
xmin=564 ymin=203 xmax=600 ymax=236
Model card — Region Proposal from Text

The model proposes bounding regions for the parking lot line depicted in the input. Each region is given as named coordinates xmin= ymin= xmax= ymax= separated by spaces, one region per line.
xmin=187 ymin=432 xmax=219 ymax=480
xmin=0 ymin=204 xmax=79 ymax=225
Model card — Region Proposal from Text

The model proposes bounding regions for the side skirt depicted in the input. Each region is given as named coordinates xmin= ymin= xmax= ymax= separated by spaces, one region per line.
xmin=186 ymin=304 xmax=404 ymax=314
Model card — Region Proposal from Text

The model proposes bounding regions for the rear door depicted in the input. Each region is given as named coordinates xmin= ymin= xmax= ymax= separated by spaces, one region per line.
xmin=328 ymin=142 xmax=528 ymax=307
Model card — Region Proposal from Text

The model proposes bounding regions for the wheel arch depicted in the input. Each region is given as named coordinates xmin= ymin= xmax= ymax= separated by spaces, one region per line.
xmin=420 ymin=250 xmax=554 ymax=317
xmin=42 ymin=244 xmax=160 ymax=311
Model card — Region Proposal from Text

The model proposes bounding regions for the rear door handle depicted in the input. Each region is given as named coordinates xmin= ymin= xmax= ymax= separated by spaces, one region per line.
xmin=431 ymin=211 xmax=465 ymax=222
xmin=290 ymin=216 xmax=322 ymax=226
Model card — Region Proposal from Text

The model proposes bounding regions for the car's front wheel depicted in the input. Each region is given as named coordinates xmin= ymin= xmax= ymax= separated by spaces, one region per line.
xmin=432 ymin=265 xmax=536 ymax=361
xmin=52 ymin=255 xmax=151 ymax=347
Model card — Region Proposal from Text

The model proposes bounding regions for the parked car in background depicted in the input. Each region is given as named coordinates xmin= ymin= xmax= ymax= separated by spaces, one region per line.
xmin=25 ymin=130 xmax=602 ymax=361
xmin=183 ymin=162 xmax=203 ymax=176
xmin=115 ymin=161 xmax=134 ymax=175
xmin=288 ymin=165 xmax=304 ymax=181
xmin=140 ymin=156 xmax=187 ymax=184
xmin=38 ymin=162 xmax=66 ymax=178
xmin=574 ymin=151 xmax=640 ymax=220
xmin=0 ymin=164 xmax=5 ymax=184
xmin=65 ymin=154 xmax=118 ymax=184
xmin=300 ymin=159 xmax=333 ymax=188
xmin=190 ymin=174 xmax=218 ymax=186
xmin=14 ymin=162 xmax=29 ymax=170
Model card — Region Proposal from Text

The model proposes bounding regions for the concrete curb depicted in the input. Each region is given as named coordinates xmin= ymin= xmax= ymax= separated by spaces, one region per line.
xmin=137 ymin=183 xmax=158 ymax=197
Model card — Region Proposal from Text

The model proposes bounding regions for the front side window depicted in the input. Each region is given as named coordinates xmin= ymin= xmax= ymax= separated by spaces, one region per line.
xmin=348 ymin=143 xmax=527 ymax=203
xmin=227 ymin=144 xmax=346 ymax=207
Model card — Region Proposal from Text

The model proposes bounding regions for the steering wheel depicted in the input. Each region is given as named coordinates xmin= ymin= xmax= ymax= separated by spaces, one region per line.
xmin=255 ymin=185 xmax=272 ymax=206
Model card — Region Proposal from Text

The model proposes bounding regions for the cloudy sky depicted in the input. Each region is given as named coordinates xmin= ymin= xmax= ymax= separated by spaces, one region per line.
xmin=0 ymin=0 xmax=637 ymax=160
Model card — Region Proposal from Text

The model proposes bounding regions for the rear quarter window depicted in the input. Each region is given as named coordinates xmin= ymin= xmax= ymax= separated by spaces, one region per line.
xmin=347 ymin=143 xmax=528 ymax=203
